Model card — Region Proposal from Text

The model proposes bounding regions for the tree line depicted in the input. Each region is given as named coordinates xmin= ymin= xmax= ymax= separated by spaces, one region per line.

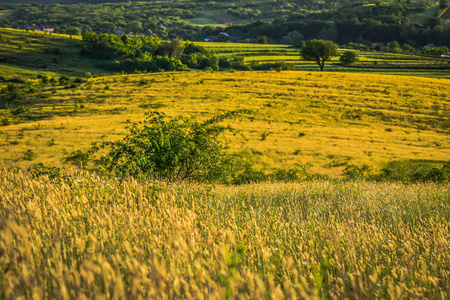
xmin=1 ymin=1 xmax=448 ymax=48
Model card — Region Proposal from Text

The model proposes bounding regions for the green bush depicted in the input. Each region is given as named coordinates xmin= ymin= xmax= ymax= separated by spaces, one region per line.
xmin=376 ymin=161 xmax=450 ymax=183
xmin=92 ymin=110 xmax=250 ymax=182
xmin=339 ymin=51 xmax=359 ymax=66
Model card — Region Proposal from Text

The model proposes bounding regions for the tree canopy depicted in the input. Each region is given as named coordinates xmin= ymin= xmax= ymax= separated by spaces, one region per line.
xmin=300 ymin=40 xmax=338 ymax=71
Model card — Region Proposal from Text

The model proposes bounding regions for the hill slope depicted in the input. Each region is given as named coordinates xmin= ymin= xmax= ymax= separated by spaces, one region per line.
xmin=1 ymin=70 xmax=448 ymax=175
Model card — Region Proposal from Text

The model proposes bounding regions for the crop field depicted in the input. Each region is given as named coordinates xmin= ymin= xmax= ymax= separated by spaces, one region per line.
xmin=0 ymin=168 xmax=449 ymax=298
xmin=198 ymin=42 xmax=450 ymax=78
xmin=0 ymin=70 xmax=448 ymax=176
xmin=0 ymin=28 xmax=449 ymax=78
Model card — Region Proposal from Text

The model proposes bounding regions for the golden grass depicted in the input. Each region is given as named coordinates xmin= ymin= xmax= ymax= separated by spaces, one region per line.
xmin=0 ymin=168 xmax=448 ymax=298
xmin=1 ymin=71 xmax=448 ymax=175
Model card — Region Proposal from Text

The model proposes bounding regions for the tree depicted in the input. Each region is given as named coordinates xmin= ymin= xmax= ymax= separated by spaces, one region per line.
xmin=386 ymin=41 xmax=402 ymax=53
xmin=339 ymin=51 xmax=359 ymax=66
xmin=92 ymin=110 xmax=250 ymax=182
xmin=153 ymin=38 xmax=185 ymax=59
xmin=66 ymin=27 xmax=81 ymax=36
xmin=440 ymin=0 xmax=449 ymax=9
xmin=82 ymin=31 xmax=98 ymax=42
xmin=126 ymin=21 xmax=143 ymax=34
xmin=300 ymin=40 xmax=338 ymax=71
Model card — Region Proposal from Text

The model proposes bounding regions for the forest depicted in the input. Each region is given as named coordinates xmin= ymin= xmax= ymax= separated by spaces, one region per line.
xmin=0 ymin=1 xmax=449 ymax=47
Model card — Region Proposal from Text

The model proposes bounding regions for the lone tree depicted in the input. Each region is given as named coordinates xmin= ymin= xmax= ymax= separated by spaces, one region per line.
xmin=300 ymin=39 xmax=338 ymax=71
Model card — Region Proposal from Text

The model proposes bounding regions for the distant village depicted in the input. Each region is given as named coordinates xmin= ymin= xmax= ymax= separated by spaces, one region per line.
xmin=12 ymin=24 xmax=54 ymax=32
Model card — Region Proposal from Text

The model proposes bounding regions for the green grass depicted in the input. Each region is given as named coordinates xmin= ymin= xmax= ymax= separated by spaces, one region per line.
xmin=0 ymin=28 xmax=109 ymax=77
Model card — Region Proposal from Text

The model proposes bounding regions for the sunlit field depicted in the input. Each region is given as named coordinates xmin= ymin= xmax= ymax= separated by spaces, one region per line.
xmin=1 ymin=168 xmax=449 ymax=298
xmin=1 ymin=71 xmax=448 ymax=175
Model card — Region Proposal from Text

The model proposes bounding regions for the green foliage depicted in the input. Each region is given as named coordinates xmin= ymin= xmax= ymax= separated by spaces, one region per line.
xmin=376 ymin=161 xmax=450 ymax=183
xmin=82 ymin=31 xmax=99 ymax=42
xmin=251 ymin=61 xmax=294 ymax=71
xmin=312 ymin=258 xmax=331 ymax=298
xmin=300 ymin=40 xmax=338 ymax=71
xmin=30 ymin=163 xmax=65 ymax=181
xmin=342 ymin=164 xmax=373 ymax=181
xmin=339 ymin=51 xmax=359 ymax=66
xmin=440 ymin=0 xmax=449 ymax=9
xmin=424 ymin=46 xmax=449 ymax=56
xmin=92 ymin=110 xmax=250 ymax=182
xmin=386 ymin=41 xmax=402 ymax=53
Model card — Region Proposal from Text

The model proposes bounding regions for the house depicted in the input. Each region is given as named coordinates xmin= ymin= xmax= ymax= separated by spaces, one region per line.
xmin=204 ymin=35 xmax=218 ymax=42
xmin=204 ymin=33 xmax=241 ymax=42
xmin=41 ymin=24 xmax=54 ymax=32
xmin=15 ymin=24 xmax=54 ymax=32
xmin=115 ymin=29 xmax=123 ymax=34
xmin=372 ymin=42 xmax=386 ymax=49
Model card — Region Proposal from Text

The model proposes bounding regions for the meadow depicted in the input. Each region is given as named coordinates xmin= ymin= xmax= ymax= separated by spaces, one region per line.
xmin=0 ymin=24 xmax=449 ymax=299
xmin=1 ymin=70 xmax=449 ymax=176
xmin=0 ymin=167 xmax=449 ymax=298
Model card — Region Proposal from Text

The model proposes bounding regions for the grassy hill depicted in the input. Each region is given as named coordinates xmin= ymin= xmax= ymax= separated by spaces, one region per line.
xmin=0 ymin=19 xmax=449 ymax=300
xmin=0 ymin=28 xmax=449 ymax=177
xmin=0 ymin=28 xmax=107 ymax=78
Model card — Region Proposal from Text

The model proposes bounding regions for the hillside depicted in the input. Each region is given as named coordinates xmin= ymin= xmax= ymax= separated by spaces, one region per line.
xmin=0 ymin=28 xmax=449 ymax=177
xmin=1 ymin=71 xmax=449 ymax=176
xmin=1 ymin=0 xmax=448 ymax=48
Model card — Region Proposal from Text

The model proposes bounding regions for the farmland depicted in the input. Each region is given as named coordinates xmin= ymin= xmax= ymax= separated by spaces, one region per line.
xmin=1 ymin=69 xmax=449 ymax=176
xmin=0 ymin=28 xmax=449 ymax=176
xmin=1 ymin=25 xmax=449 ymax=299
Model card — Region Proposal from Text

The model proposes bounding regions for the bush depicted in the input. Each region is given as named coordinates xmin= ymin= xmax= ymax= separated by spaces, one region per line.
xmin=92 ymin=110 xmax=250 ymax=182
xmin=376 ymin=161 xmax=450 ymax=183
xmin=339 ymin=51 xmax=359 ymax=66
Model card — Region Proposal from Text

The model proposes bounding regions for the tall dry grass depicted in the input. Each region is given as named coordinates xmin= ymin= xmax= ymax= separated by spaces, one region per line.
xmin=0 ymin=167 xmax=449 ymax=299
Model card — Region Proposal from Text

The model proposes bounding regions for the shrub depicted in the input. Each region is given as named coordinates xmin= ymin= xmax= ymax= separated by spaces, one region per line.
xmin=342 ymin=164 xmax=372 ymax=180
xmin=92 ymin=110 xmax=250 ymax=182
xmin=340 ymin=51 xmax=359 ymax=66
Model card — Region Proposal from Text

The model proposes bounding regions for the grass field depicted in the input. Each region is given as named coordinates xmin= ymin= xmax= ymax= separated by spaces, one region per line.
xmin=0 ymin=71 xmax=448 ymax=176
xmin=0 ymin=24 xmax=449 ymax=300
xmin=0 ymin=28 xmax=449 ymax=176
xmin=1 ymin=28 xmax=449 ymax=79
xmin=0 ymin=168 xmax=449 ymax=298
xmin=197 ymin=42 xmax=450 ymax=78
xmin=0 ymin=28 xmax=101 ymax=78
